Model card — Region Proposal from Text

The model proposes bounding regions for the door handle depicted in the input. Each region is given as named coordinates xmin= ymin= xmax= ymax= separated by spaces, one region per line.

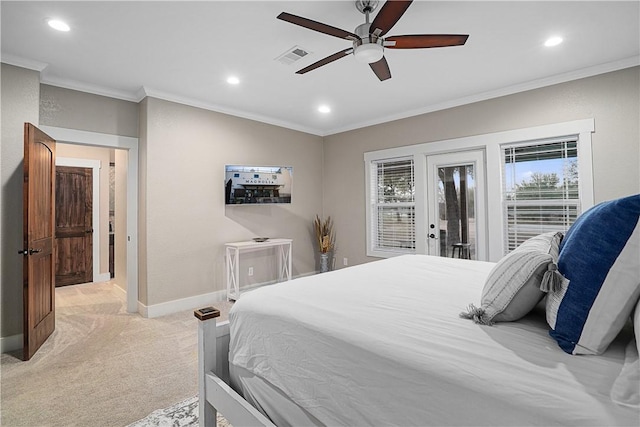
xmin=428 ymin=224 xmax=438 ymax=239
xmin=85 ymin=229 xmax=93 ymax=234
xmin=18 ymin=248 xmax=42 ymax=256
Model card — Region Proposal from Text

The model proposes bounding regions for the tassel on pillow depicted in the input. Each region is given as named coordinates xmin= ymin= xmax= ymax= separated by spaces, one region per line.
xmin=459 ymin=303 xmax=494 ymax=326
xmin=540 ymin=263 xmax=566 ymax=293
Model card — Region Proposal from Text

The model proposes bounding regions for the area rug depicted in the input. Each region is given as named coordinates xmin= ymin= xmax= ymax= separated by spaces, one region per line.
xmin=128 ymin=396 xmax=231 ymax=427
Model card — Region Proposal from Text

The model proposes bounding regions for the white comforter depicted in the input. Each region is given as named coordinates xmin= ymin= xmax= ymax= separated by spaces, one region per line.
xmin=229 ymin=255 xmax=638 ymax=426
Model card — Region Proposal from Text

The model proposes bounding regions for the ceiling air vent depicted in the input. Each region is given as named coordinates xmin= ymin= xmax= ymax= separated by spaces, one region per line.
xmin=276 ymin=46 xmax=310 ymax=65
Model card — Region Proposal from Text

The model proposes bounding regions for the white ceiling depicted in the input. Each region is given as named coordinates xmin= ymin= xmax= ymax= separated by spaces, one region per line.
xmin=2 ymin=1 xmax=639 ymax=136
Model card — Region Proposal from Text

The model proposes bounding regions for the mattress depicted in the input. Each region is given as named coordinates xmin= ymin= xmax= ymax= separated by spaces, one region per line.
xmin=228 ymin=254 xmax=639 ymax=426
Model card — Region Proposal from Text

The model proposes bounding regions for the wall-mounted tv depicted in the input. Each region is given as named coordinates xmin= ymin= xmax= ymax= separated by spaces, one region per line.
xmin=225 ymin=165 xmax=293 ymax=205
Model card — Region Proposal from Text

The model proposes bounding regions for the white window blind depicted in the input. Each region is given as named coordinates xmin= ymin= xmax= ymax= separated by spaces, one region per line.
xmin=371 ymin=157 xmax=415 ymax=253
xmin=502 ymin=138 xmax=580 ymax=253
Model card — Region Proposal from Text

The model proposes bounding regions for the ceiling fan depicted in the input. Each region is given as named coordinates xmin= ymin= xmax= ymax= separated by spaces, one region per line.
xmin=277 ymin=0 xmax=469 ymax=81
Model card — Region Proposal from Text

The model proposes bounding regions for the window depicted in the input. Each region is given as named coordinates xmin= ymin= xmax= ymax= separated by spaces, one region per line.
xmin=369 ymin=157 xmax=415 ymax=254
xmin=502 ymin=137 xmax=580 ymax=252
xmin=364 ymin=119 xmax=593 ymax=261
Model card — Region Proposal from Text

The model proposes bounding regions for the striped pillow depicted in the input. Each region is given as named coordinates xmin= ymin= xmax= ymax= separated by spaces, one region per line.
xmin=546 ymin=194 xmax=640 ymax=355
xmin=461 ymin=232 xmax=563 ymax=325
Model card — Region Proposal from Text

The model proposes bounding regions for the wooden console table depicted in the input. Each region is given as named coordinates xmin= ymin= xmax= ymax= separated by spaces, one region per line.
xmin=225 ymin=238 xmax=292 ymax=300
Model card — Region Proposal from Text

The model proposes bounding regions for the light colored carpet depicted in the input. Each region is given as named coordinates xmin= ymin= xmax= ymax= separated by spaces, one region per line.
xmin=1 ymin=281 xmax=233 ymax=427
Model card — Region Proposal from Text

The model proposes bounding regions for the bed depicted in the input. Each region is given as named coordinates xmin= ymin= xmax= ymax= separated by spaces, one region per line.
xmin=195 ymin=195 xmax=640 ymax=427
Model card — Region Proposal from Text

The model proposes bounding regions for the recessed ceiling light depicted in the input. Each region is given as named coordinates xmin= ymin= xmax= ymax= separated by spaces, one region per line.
xmin=318 ymin=105 xmax=331 ymax=114
xmin=226 ymin=76 xmax=240 ymax=85
xmin=544 ymin=36 xmax=563 ymax=47
xmin=48 ymin=19 xmax=70 ymax=32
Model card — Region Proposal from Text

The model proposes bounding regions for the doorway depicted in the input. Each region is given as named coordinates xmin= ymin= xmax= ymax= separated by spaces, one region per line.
xmin=40 ymin=125 xmax=139 ymax=313
xmin=426 ymin=150 xmax=487 ymax=260
xmin=55 ymin=158 xmax=104 ymax=284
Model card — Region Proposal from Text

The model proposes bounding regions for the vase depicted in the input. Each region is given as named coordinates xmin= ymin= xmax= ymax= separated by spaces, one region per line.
xmin=320 ymin=253 xmax=330 ymax=273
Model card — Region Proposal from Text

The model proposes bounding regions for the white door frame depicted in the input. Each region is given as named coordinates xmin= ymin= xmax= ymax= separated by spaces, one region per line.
xmin=41 ymin=126 xmax=139 ymax=313
xmin=425 ymin=150 xmax=488 ymax=261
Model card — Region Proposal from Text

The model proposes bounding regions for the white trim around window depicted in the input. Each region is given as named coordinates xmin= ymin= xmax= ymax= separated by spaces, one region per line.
xmin=364 ymin=118 xmax=594 ymax=261
xmin=366 ymin=156 xmax=416 ymax=258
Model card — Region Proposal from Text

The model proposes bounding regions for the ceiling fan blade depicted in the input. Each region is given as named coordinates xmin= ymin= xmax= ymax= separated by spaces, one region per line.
xmin=385 ymin=34 xmax=469 ymax=49
xmin=369 ymin=0 xmax=413 ymax=37
xmin=278 ymin=12 xmax=359 ymax=41
xmin=296 ymin=48 xmax=353 ymax=74
xmin=369 ymin=56 xmax=392 ymax=81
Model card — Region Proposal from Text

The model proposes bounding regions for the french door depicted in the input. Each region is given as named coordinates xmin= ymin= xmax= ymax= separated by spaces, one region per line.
xmin=425 ymin=151 xmax=487 ymax=260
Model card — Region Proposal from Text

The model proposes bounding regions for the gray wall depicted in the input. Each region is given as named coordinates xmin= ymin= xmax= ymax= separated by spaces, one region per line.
xmin=140 ymin=97 xmax=324 ymax=306
xmin=1 ymin=64 xmax=41 ymax=340
xmin=323 ymin=67 xmax=640 ymax=268
xmin=40 ymin=84 xmax=139 ymax=138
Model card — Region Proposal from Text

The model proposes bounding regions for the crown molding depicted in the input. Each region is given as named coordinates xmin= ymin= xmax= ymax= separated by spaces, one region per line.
xmin=40 ymin=75 xmax=140 ymax=102
xmin=1 ymin=53 xmax=48 ymax=72
xmin=138 ymin=86 xmax=323 ymax=136
xmin=323 ymin=56 xmax=640 ymax=136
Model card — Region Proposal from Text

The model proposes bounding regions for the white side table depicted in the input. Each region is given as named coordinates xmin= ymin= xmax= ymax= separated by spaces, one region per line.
xmin=225 ymin=238 xmax=292 ymax=300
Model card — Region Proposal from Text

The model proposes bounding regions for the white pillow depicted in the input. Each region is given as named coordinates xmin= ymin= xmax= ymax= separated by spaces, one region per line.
xmin=460 ymin=232 xmax=563 ymax=325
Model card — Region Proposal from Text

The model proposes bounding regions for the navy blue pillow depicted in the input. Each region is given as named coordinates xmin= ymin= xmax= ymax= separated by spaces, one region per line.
xmin=546 ymin=194 xmax=640 ymax=355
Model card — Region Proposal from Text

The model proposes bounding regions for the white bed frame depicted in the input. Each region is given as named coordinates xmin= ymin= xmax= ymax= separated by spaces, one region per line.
xmin=195 ymin=307 xmax=276 ymax=427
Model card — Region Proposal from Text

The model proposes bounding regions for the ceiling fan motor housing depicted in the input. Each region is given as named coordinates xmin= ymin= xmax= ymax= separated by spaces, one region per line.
xmin=353 ymin=22 xmax=384 ymax=63
xmin=355 ymin=0 xmax=380 ymax=14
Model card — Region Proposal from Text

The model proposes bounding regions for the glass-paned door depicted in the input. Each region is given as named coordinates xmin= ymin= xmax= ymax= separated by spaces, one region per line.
xmin=426 ymin=151 xmax=487 ymax=260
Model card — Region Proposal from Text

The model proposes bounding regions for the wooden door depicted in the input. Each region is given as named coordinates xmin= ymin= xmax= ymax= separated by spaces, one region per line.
xmin=22 ymin=123 xmax=56 ymax=361
xmin=55 ymin=166 xmax=93 ymax=287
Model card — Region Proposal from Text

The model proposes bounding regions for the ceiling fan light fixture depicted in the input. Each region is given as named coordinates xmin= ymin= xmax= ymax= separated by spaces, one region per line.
xmin=354 ymin=43 xmax=384 ymax=64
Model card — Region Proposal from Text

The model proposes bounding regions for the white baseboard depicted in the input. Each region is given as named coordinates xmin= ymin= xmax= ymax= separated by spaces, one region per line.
xmin=138 ymin=289 xmax=229 ymax=319
xmin=138 ymin=272 xmax=317 ymax=318
xmin=1 ymin=334 xmax=22 ymax=354
xmin=95 ymin=272 xmax=111 ymax=283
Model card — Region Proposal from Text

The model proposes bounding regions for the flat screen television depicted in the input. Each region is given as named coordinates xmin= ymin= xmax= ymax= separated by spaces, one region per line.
xmin=225 ymin=165 xmax=293 ymax=205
